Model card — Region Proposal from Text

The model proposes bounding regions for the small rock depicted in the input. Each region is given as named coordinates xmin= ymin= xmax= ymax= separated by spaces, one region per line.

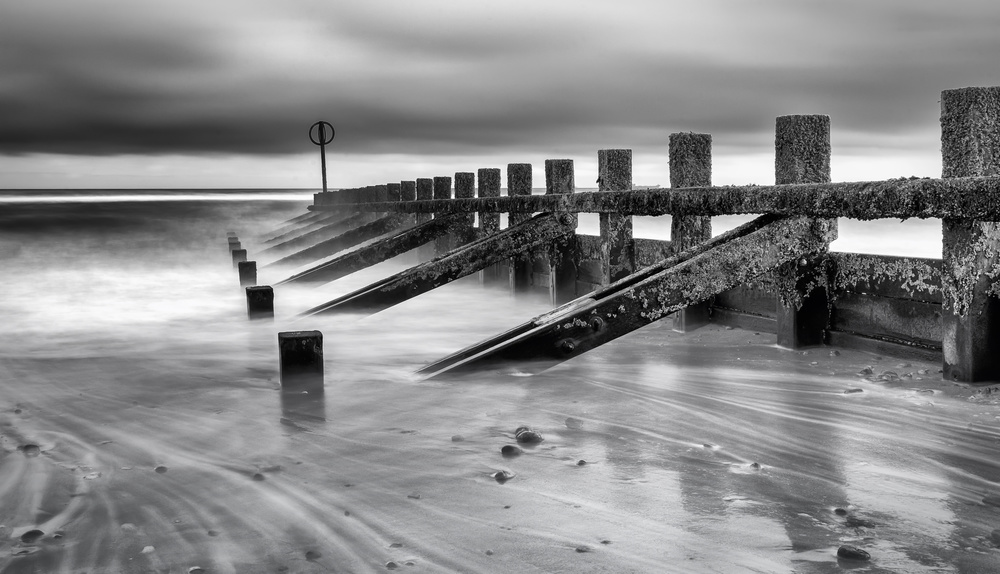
xmin=844 ymin=388 xmax=864 ymax=394
xmin=188 ymin=568 xmax=206 ymax=574
xmin=810 ymin=361 xmax=818 ymax=366
xmin=858 ymin=367 xmax=873 ymax=376
xmin=577 ymin=460 xmax=587 ymax=466
xmin=19 ymin=444 xmax=41 ymax=457
xmin=917 ymin=368 xmax=930 ymax=375
xmin=876 ymin=371 xmax=899 ymax=382
xmin=601 ymin=539 xmax=612 ymax=544
xmin=207 ymin=530 xmax=219 ymax=537
xmin=154 ymin=465 xmax=168 ymax=474
xmin=485 ymin=549 xmax=494 ymax=556
xmin=451 ymin=435 xmax=464 ymax=442
xmin=141 ymin=546 xmax=155 ymax=554
xmin=19 ymin=530 xmax=44 ymax=544
xmin=492 ymin=470 xmax=515 ymax=484
xmin=897 ymin=362 xmax=912 ymax=368
xmin=389 ymin=542 xmax=403 ymax=548
xmin=725 ymin=326 xmax=734 ymax=330
xmin=837 ymin=545 xmax=871 ymax=561
xmin=386 ymin=561 xmax=399 ymax=570
xmin=501 ymin=445 xmax=522 ymax=456
xmin=834 ymin=507 xmax=848 ymax=516
xmin=575 ymin=545 xmax=592 ymax=553
xmin=829 ymin=350 xmax=841 ymax=357
xmin=305 ymin=550 xmax=322 ymax=561
xmin=407 ymin=493 xmax=421 ymax=500
xmin=252 ymin=473 xmax=265 ymax=481
xmin=982 ymin=494 xmax=1000 ymax=507
xmin=515 ymin=426 xmax=544 ymax=443
xmin=749 ymin=462 xmax=761 ymax=470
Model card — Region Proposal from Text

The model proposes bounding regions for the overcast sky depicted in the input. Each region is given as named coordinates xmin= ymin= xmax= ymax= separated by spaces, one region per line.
xmin=2 ymin=0 xmax=999 ymax=188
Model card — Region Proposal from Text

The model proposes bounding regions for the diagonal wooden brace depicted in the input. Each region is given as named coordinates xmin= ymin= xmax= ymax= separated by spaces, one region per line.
xmin=265 ymin=213 xmax=408 ymax=268
xmin=276 ymin=215 xmax=463 ymax=285
xmin=416 ymin=214 xmax=837 ymax=379
xmin=261 ymin=211 xmax=360 ymax=247
xmin=260 ymin=212 xmax=368 ymax=252
xmin=300 ymin=212 xmax=578 ymax=317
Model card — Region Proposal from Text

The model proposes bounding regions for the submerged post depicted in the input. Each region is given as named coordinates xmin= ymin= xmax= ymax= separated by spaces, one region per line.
xmin=232 ymin=248 xmax=248 ymax=268
xmin=670 ymin=133 xmax=713 ymax=331
xmin=546 ymin=159 xmax=577 ymax=305
xmin=478 ymin=168 xmax=504 ymax=285
xmin=598 ymin=149 xmax=634 ymax=284
xmin=508 ymin=163 xmax=533 ymax=294
xmin=246 ymin=285 xmax=274 ymax=319
xmin=278 ymin=331 xmax=324 ymax=391
xmin=228 ymin=237 xmax=241 ymax=252
xmin=941 ymin=86 xmax=1000 ymax=382
xmin=238 ymin=260 xmax=257 ymax=287
xmin=774 ymin=115 xmax=834 ymax=348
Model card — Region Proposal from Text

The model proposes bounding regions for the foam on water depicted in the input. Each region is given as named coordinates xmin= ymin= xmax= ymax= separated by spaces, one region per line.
xmin=0 ymin=196 xmax=997 ymax=573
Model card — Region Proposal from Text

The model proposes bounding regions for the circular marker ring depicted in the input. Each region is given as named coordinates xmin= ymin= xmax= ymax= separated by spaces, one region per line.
xmin=309 ymin=121 xmax=335 ymax=146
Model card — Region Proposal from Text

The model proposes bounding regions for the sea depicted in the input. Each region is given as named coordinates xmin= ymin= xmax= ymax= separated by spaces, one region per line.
xmin=0 ymin=188 xmax=998 ymax=574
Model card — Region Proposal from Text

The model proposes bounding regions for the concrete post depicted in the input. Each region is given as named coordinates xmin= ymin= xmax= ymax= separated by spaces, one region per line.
xmin=941 ymin=86 xmax=1000 ymax=382
xmin=278 ymin=331 xmax=323 ymax=391
xmin=477 ymin=168 xmax=504 ymax=285
xmin=232 ymin=248 xmax=247 ymax=268
xmin=598 ymin=149 xmax=634 ymax=284
xmin=238 ymin=260 xmax=257 ymax=287
xmin=508 ymin=163 xmax=534 ymax=295
xmin=669 ymin=133 xmax=713 ymax=332
xmin=246 ymin=285 xmax=274 ymax=320
xmin=774 ymin=115 xmax=834 ymax=349
xmin=416 ymin=178 xmax=434 ymax=261
xmin=454 ymin=172 xmax=476 ymax=248
xmin=546 ymin=159 xmax=578 ymax=305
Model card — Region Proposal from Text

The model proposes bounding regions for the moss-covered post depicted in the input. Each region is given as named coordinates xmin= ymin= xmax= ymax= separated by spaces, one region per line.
xmin=774 ymin=115 xmax=835 ymax=349
xmin=433 ymin=176 xmax=453 ymax=257
xmin=941 ymin=87 xmax=1000 ymax=382
xmin=508 ymin=163 xmax=534 ymax=295
xmin=546 ymin=159 xmax=578 ymax=305
xmin=599 ymin=149 xmax=634 ymax=285
xmin=454 ymin=172 xmax=476 ymax=248
xmin=669 ymin=134 xmax=713 ymax=332
xmin=478 ymin=168 xmax=505 ymax=285
xmin=401 ymin=180 xmax=417 ymax=224
xmin=237 ymin=260 xmax=257 ymax=287
xmin=278 ymin=331 xmax=323 ymax=392
xmin=416 ymin=178 xmax=434 ymax=261
xmin=246 ymin=285 xmax=274 ymax=320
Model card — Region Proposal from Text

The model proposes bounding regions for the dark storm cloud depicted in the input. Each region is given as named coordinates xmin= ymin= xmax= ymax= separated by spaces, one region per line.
xmin=2 ymin=0 xmax=999 ymax=158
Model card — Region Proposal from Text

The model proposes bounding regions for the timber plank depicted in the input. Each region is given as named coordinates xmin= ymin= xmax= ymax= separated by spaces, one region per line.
xmin=830 ymin=291 xmax=942 ymax=348
xmin=266 ymin=214 xmax=407 ymax=268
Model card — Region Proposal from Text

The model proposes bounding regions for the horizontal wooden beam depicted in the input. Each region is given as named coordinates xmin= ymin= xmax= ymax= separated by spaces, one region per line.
xmin=313 ymin=176 xmax=1000 ymax=221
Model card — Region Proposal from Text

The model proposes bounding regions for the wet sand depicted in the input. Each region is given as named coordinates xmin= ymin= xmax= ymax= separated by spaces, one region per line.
xmin=1 ymin=199 xmax=999 ymax=573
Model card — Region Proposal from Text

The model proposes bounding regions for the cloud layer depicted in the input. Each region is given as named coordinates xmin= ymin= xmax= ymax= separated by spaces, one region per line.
xmin=2 ymin=0 xmax=999 ymax=162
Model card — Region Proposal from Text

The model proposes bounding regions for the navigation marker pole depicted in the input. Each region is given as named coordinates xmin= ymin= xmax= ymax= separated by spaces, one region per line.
xmin=309 ymin=121 xmax=335 ymax=193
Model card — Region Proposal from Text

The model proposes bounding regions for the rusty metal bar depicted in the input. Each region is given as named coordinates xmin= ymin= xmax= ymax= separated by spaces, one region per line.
xmin=312 ymin=176 xmax=1000 ymax=221
xmin=265 ymin=213 xmax=407 ymax=268
xmin=276 ymin=215 xmax=462 ymax=285
xmin=416 ymin=214 xmax=837 ymax=379
xmin=300 ymin=212 xmax=577 ymax=317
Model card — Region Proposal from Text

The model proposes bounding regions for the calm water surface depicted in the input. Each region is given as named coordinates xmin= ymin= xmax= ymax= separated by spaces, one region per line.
xmin=0 ymin=192 xmax=996 ymax=573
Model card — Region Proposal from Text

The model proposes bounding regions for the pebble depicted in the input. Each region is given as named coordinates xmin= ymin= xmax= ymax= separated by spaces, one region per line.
xmin=305 ymin=550 xmax=322 ymax=561
xmin=577 ymin=460 xmax=587 ymax=466
xmin=141 ymin=546 xmax=155 ymax=554
xmin=407 ymin=493 xmax=421 ymax=500
xmin=829 ymin=350 xmax=841 ymax=357
xmin=501 ymin=445 xmax=522 ymax=456
xmin=154 ymin=465 xmax=168 ymax=474
xmin=833 ymin=508 xmax=848 ymax=516
xmin=188 ymin=568 xmax=206 ymax=574
xmin=451 ymin=435 xmax=464 ymax=442
xmin=515 ymin=426 xmax=544 ymax=443
xmin=844 ymin=388 xmax=864 ymax=394
xmin=575 ymin=545 xmax=592 ymax=553
xmin=389 ymin=543 xmax=403 ymax=548
xmin=19 ymin=444 xmax=40 ymax=457
xmin=837 ymin=545 xmax=871 ymax=561
xmin=252 ymin=473 xmax=265 ymax=481
xmin=492 ymin=470 xmax=515 ymax=484
xmin=858 ymin=367 xmax=873 ymax=376
xmin=917 ymin=368 xmax=930 ymax=375
xmin=386 ymin=561 xmax=399 ymax=570
xmin=876 ymin=370 xmax=899 ymax=382
xmin=19 ymin=530 xmax=44 ymax=544
xmin=485 ymin=549 xmax=494 ymax=555
xmin=749 ymin=462 xmax=761 ymax=470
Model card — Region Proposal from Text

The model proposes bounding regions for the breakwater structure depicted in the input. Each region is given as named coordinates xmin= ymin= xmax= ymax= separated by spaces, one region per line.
xmin=232 ymin=86 xmax=1000 ymax=384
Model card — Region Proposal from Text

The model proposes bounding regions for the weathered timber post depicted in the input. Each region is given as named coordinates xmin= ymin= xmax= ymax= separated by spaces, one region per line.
xmin=232 ymin=248 xmax=248 ymax=268
xmin=670 ymin=133 xmax=713 ymax=331
xmin=546 ymin=159 xmax=578 ymax=305
xmin=277 ymin=331 xmax=323 ymax=391
xmin=508 ymin=163 xmax=534 ymax=294
xmin=246 ymin=285 xmax=274 ymax=319
xmin=228 ymin=237 xmax=241 ymax=252
xmin=478 ymin=168 xmax=505 ymax=285
xmin=774 ymin=115 xmax=834 ymax=348
xmin=386 ymin=182 xmax=401 ymax=202
xmin=400 ymin=180 xmax=418 ymax=263
xmin=433 ymin=176 xmax=453 ymax=256
xmin=227 ymin=231 xmax=237 ymax=238
xmin=598 ymin=149 xmax=634 ymax=284
xmin=416 ymin=178 xmax=435 ymax=261
xmin=941 ymin=86 xmax=1000 ymax=382
xmin=238 ymin=260 xmax=257 ymax=287
xmin=454 ymin=172 xmax=476 ymax=248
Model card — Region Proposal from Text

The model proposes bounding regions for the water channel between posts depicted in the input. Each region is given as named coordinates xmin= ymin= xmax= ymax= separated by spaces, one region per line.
xmin=0 ymin=192 xmax=998 ymax=573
